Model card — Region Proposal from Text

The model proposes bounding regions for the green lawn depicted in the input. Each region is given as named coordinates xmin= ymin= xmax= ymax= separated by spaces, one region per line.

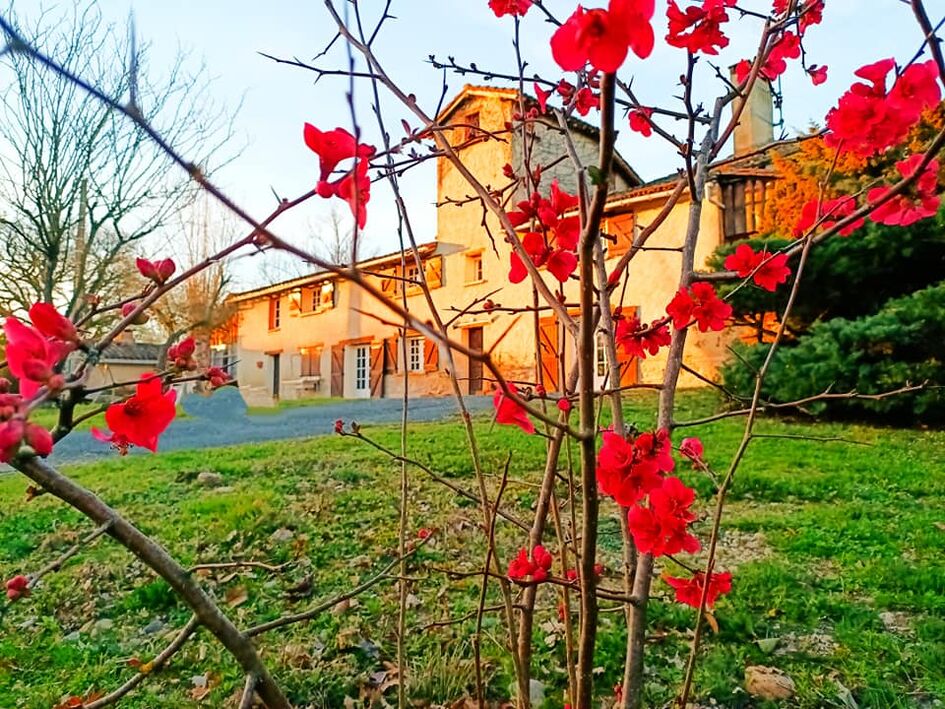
xmin=0 ymin=391 xmax=942 ymax=708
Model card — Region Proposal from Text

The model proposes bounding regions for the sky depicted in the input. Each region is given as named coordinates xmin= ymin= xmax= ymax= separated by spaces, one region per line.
xmin=2 ymin=0 xmax=934 ymax=288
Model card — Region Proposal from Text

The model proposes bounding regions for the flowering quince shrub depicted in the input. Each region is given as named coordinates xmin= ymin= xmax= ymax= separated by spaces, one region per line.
xmin=1 ymin=1 xmax=944 ymax=708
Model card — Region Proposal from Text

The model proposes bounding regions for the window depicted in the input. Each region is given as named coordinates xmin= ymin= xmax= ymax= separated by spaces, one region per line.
xmin=722 ymin=177 xmax=770 ymax=241
xmin=210 ymin=345 xmax=235 ymax=374
xmin=461 ymin=111 xmax=480 ymax=142
xmin=301 ymin=347 xmax=321 ymax=377
xmin=408 ymin=337 xmax=424 ymax=373
xmin=465 ymin=253 xmax=484 ymax=283
xmin=318 ymin=281 xmax=335 ymax=310
xmin=268 ymin=297 xmax=281 ymax=330
xmin=355 ymin=345 xmax=369 ymax=391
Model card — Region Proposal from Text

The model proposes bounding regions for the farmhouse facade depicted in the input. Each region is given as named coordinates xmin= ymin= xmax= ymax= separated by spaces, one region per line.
xmin=221 ymin=84 xmax=780 ymax=406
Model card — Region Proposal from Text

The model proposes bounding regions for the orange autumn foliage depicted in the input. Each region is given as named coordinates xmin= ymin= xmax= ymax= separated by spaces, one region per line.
xmin=761 ymin=103 xmax=945 ymax=238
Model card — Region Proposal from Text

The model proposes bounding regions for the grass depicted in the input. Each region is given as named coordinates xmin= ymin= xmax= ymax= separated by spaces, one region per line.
xmin=0 ymin=390 xmax=943 ymax=708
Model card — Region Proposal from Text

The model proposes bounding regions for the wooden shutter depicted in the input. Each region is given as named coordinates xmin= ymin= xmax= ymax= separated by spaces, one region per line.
xmin=330 ymin=344 xmax=344 ymax=397
xmin=424 ymin=256 xmax=443 ymax=290
xmin=383 ymin=337 xmax=399 ymax=374
xmin=370 ymin=343 xmax=384 ymax=398
xmin=607 ymin=213 xmax=634 ymax=258
xmin=381 ymin=269 xmax=398 ymax=297
xmin=538 ymin=316 xmax=560 ymax=392
xmin=423 ymin=338 xmax=439 ymax=372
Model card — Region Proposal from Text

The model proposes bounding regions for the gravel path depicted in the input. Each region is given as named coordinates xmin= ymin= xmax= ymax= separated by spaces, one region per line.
xmin=47 ymin=394 xmax=493 ymax=466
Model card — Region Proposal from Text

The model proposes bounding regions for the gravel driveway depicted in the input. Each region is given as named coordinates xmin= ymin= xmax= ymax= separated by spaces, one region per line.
xmin=47 ymin=393 xmax=493 ymax=466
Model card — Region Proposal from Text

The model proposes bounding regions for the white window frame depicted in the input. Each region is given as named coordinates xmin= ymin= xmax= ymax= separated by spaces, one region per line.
xmin=355 ymin=345 xmax=369 ymax=391
xmin=408 ymin=337 xmax=424 ymax=373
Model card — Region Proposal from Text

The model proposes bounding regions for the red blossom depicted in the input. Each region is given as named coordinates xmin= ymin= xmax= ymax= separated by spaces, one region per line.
xmin=557 ymin=397 xmax=573 ymax=414
xmin=121 ymin=302 xmax=150 ymax=325
xmin=597 ymin=429 xmax=673 ymax=507
xmin=574 ymin=87 xmax=599 ymax=116
xmin=615 ymin=315 xmax=671 ymax=360
xmin=665 ymin=0 xmax=735 ymax=56
xmin=546 ymin=248 xmax=578 ymax=282
xmin=334 ymin=418 xmax=345 ymax=434
xmin=28 ymin=303 xmax=78 ymax=343
xmin=303 ymin=124 xmax=371 ymax=194
xmin=534 ymin=82 xmax=552 ymax=113
xmin=627 ymin=476 xmax=700 ymax=557
xmin=808 ymin=64 xmax=828 ymax=86
xmin=666 ymin=282 xmax=732 ymax=332
xmin=793 ymin=196 xmax=864 ymax=237
xmin=826 ymin=59 xmax=940 ymax=157
xmin=5 ymin=574 xmax=29 ymax=601
xmin=168 ymin=336 xmax=197 ymax=370
xmin=417 ymin=527 xmax=432 ymax=540
xmin=24 ymin=423 xmax=53 ymax=457
xmin=493 ymin=384 xmax=535 ymax=434
xmin=135 ymin=257 xmax=176 ymax=285
xmin=3 ymin=317 xmax=70 ymax=400
xmin=664 ymin=570 xmax=732 ymax=608
xmin=508 ymin=545 xmax=553 ymax=583
xmin=628 ymin=107 xmax=653 ymax=136
xmin=565 ymin=563 xmax=603 ymax=581
xmin=551 ymin=0 xmax=655 ymax=74
xmin=336 ymin=157 xmax=372 ymax=229
xmin=867 ymin=155 xmax=941 ymax=227
xmin=734 ymin=58 xmax=752 ymax=84
xmin=679 ymin=436 xmax=704 ymax=465
xmin=723 ymin=244 xmax=791 ymax=292
xmin=489 ymin=0 xmax=532 ymax=16
xmin=761 ymin=31 xmax=800 ymax=80
xmin=93 ymin=375 xmax=177 ymax=454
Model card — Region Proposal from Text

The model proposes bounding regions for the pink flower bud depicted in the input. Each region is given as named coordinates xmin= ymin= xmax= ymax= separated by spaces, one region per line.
xmin=24 ymin=423 xmax=53 ymax=457
xmin=136 ymin=257 xmax=176 ymax=285
xmin=121 ymin=302 xmax=150 ymax=326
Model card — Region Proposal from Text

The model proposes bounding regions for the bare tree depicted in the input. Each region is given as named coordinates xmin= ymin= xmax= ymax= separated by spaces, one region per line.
xmin=0 ymin=1 xmax=236 ymax=321
xmin=314 ymin=204 xmax=372 ymax=265
xmin=148 ymin=192 xmax=236 ymax=361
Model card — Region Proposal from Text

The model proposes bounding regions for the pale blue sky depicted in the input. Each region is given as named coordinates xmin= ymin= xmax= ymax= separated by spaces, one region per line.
xmin=4 ymin=1 xmax=935 ymax=286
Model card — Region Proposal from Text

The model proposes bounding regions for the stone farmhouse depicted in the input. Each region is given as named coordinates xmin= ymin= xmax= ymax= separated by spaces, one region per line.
xmin=218 ymin=83 xmax=781 ymax=406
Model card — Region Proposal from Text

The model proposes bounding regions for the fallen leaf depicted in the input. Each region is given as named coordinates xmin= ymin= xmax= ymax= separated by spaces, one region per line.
xmin=225 ymin=585 xmax=249 ymax=608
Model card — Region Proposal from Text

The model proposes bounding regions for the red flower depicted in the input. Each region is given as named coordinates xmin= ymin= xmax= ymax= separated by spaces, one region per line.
xmin=5 ymin=574 xmax=29 ymax=601
xmin=734 ymin=58 xmax=752 ymax=84
xmin=868 ymin=155 xmax=941 ymax=227
xmin=615 ymin=315 xmax=671 ymax=360
xmin=508 ymin=545 xmax=553 ymax=583
xmin=334 ymin=418 xmax=345 ymax=434
xmin=679 ymin=436 xmax=704 ymax=465
xmin=551 ymin=0 xmax=655 ymax=73
xmin=665 ymin=0 xmax=735 ymax=56
xmin=547 ymin=248 xmax=578 ymax=282
xmin=417 ymin=527 xmax=432 ymax=540
xmin=793 ymin=196 xmax=863 ymax=237
xmin=136 ymin=257 xmax=176 ymax=285
xmin=93 ymin=375 xmax=177 ymax=454
xmin=597 ymin=430 xmax=672 ymax=507
xmin=627 ymin=476 xmax=700 ymax=557
xmin=666 ymin=282 xmax=732 ymax=331
xmin=808 ymin=64 xmax=828 ymax=86
xmin=557 ymin=397 xmax=573 ymax=414
xmin=534 ymin=82 xmax=552 ymax=113
xmin=28 ymin=303 xmax=78 ymax=343
xmin=493 ymin=384 xmax=535 ymax=434
xmin=489 ymin=0 xmax=532 ymax=16
xmin=3 ymin=317 xmax=70 ymax=400
xmin=336 ymin=158 xmax=372 ymax=229
xmin=724 ymin=244 xmax=791 ymax=292
xmin=826 ymin=59 xmax=940 ymax=157
xmin=121 ymin=302 xmax=150 ymax=325
xmin=665 ymin=570 xmax=732 ymax=608
xmin=887 ymin=60 xmax=941 ymax=124
xmin=303 ymin=124 xmax=371 ymax=195
xmin=565 ymin=563 xmax=603 ymax=581
xmin=760 ymin=31 xmax=800 ymax=80
xmin=628 ymin=107 xmax=653 ymax=136
xmin=574 ymin=87 xmax=599 ymax=116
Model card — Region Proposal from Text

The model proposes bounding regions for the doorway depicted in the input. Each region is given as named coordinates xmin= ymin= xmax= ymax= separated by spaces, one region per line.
xmin=271 ymin=353 xmax=281 ymax=399
xmin=467 ymin=326 xmax=484 ymax=394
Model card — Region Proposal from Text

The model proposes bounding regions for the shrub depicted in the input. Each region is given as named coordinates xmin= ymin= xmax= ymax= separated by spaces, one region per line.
xmin=721 ymin=282 xmax=945 ymax=423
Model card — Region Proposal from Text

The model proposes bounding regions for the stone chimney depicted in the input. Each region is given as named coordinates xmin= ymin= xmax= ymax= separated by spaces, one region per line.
xmin=731 ymin=68 xmax=774 ymax=155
